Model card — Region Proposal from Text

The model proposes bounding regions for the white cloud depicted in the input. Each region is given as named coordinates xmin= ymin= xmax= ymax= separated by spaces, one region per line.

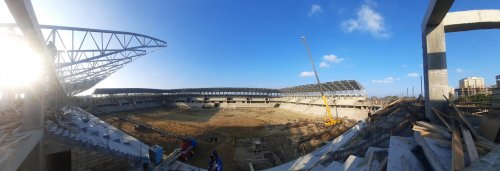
xmin=308 ymin=4 xmax=323 ymax=17
xmin=319 ymin=62 xmax=330 ymax=68
xmin=341 ymin=0 xmax=390 ymax=38
xmin=323 ymin=54 xmax=344 ymax=64
xmin=372 ymin=77 xmax=394 ymax=84
xmin=456 ymin=68 xmax=464 ymax=73
xmin=299 ymin=71 xmax=315 ymax=77
xmin=402 ymin=64 xmax=408 ymax=68
xmin=407 ymin=72 xmax=419 ymax=77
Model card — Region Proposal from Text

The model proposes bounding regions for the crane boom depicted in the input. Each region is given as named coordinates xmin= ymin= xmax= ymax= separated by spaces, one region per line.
xmin=301 ymin=37 xmax=341 ymax=126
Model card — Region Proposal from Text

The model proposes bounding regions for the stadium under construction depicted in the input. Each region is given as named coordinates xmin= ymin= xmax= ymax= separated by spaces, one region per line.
xmin=1 ymin=0 xmax=500 ymax=171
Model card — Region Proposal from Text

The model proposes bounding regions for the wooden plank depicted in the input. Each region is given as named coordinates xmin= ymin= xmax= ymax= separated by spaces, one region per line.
xmin=474 ymin=140 xmax=496 ymax=150
xmin=452 ymin=122 xmax=464 ymax=171
xmin=377 ymin=156 xmax=388 ymax=171
xmin=460 ymin=126 xmax=479 ymax=164
xmin=432 ymin=107 xmax=453 ymax=132
xmin=433 ymin=139 xmax=451 ymax=148
xmin=249 ymin=163 xmax=255 ymax=171
xmin=413 ymin=127 xmax=449 ymax=140
xmin=415 ymin=121 xmax=451 ymax=138
xmin=444 ymin=95 xmax=479 ymax=138
xmin=416 ymin=121 xmax=450 ymax=133
xmin=414 ymin=131 xmax=447 ymax=171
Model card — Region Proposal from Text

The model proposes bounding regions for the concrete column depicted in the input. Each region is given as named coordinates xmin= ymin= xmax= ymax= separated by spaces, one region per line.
xmin=423 ymin=23 xmax=449 ymax=122
xmin=18 ymin=142 xmax=44 ymax=171
xmin=22 ymin=85 xmax=43 ymax=130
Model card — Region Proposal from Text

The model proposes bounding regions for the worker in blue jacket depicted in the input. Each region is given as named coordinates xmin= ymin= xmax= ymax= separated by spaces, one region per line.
xmin=208 ymin=150 xmax=223 ymax=171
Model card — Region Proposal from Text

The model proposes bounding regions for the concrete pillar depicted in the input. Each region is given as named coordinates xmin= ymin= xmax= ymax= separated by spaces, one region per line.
xmin=22 ymin=85 xmax=43 ymax=130
xmin=18 ymin=142 xmax=44 ymax=171
xmin=423 ymin=23 xmax=449 ymax=122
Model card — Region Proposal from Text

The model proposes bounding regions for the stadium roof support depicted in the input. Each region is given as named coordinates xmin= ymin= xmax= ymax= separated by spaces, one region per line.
xmin=93 ymin=87 xmax=282 ymax=97
xmin=2 ymin=0 xmax=47 ymax=170
xmin=422 ymin=0 xmax=500 ymax=122
xmin=91 ymin=80 xmax=367 ymax=98
xmin=43 ymin=25 xmax=167 ymax=96
xmin=0 ymin=24 xmax=167 ymax=96
xmin=280 ymin=80 xmax=366 ymax=97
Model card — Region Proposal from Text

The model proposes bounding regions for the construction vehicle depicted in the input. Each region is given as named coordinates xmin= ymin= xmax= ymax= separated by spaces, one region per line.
xmin=152 ymin=138 xmax=198 ymax=170
xmin=179 ymin=138 xmax=197 ymax=161
xmin=301 ymin=37 xmax=343 ymax=127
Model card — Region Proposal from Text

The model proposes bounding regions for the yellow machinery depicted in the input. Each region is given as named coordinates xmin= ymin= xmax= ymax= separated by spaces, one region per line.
xmin=301 ymin=37 xmax=342 ymax=127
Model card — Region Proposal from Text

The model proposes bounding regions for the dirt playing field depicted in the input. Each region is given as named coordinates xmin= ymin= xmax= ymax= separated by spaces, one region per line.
xmin=98 ymin=106 xmax=355 ymax=171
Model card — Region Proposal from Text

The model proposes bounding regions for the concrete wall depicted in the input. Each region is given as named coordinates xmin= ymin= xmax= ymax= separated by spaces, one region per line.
xmin=87 ymin=96 xmax=374 ymax=121
xmin=91 ymin=102 xmax=164 ymax=114
xmin=278 ymin=103 xmax=370 ymax=121
xmin=70 ymin=147 xmax=132 ymax=171
xmin=170 ymin=102 xmax=275 ymax=108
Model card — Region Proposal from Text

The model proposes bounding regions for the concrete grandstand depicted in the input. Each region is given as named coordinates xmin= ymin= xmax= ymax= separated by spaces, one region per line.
xmin=2 ymin=0 xmax=500 ymax=171
xmin=82 ymin=81 xmax=378 ymax=121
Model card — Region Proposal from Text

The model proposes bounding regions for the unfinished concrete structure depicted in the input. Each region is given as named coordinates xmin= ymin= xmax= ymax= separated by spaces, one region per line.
xmin=2 ymin=0 xmax=500 ymax=170
xmin=0 ymin=0 xmax=166 ymax=170
xmin=422 ymin=0 xmax=500 ymax=122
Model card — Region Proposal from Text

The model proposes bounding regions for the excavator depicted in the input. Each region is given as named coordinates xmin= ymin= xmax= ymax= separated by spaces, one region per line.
xmin=301 ymin=37 xmax=343 ymax=127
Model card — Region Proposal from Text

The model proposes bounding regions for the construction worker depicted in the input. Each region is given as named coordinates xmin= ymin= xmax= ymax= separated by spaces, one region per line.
xmin=367 ymin=111 xmax=372 ymax=123
xmin=208 ymin=150 xmax=223 ymax=171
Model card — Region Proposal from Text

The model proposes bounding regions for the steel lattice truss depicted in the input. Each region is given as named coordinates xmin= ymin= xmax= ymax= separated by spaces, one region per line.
xmin=280 ymin=80 xmax=366 ymax=97
xmin=93 ymin=87 xmax=281 ymax=97
xmin=38 ymin=25 xmax=167 ymax=95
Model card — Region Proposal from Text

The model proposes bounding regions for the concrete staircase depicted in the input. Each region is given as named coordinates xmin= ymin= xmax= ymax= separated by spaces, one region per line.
xmin=46 ymin=106 xmax=149 ymax=161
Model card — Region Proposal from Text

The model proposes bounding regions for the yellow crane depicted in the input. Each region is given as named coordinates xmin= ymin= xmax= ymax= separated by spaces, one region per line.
xmin=301 ymin=37 xmax=342 ymax=127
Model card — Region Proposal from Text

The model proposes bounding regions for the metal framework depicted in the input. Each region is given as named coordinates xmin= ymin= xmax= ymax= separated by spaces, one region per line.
xmin=45 ymin=25 xmax=167 ymax=95
xmin=91 ymin=80 xmax=366 ymax=97
xmin=280 ymin=80 xmax=366 ymax=97
xmin=93 ymin=87 xmax=281 ymax=97
xmin=0 ymin=24 xmax=167 ymax=95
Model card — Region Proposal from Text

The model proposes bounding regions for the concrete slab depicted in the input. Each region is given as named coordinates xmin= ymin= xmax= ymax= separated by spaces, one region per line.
xmin=387 ymin=136 xmax=424 ymax=171
xmin=287 ymin=122 xmax=366 ymax=170
xmin=344 ymin=155 xmax=364 ymax=171
xmin=465 ymin=147 xmax=500 ymax=171
xmin=323 ymin=161 xmax=344 ymax=171
xmin=414 ymin=132 xmax=451 ymax=171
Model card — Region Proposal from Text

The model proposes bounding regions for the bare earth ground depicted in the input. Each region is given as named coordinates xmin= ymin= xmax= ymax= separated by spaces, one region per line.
xmin=98 ymin=106 xmax=355 ymax=171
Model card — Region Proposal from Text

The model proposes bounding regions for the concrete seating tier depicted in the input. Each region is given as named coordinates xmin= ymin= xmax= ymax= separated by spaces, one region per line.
xmin=46 ymin=106 xmax=149 ymax=161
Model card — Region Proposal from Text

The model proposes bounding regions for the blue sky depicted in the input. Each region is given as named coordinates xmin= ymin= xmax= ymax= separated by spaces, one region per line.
xmin=2 ymin=0 xmax=500 ymax=96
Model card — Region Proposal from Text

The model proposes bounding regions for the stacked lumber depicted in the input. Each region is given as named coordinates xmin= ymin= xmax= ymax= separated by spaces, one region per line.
xmin=411 ymin=96 xmax=500 ymax=171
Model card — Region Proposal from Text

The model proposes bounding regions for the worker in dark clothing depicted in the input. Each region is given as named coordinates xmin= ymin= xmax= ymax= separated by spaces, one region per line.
xmin=367 ymin=111 xmax=372 ymax=123
xmin=208 ymin=150 xmax=223 ymax=171
xmin=209 ymin=135 xmax=214 ymax=143
xmin=214 ymin=137 xmax=218 ymax=143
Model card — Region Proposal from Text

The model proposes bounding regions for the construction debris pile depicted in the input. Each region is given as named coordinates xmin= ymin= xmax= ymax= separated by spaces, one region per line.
xmin=410 ymin=96 xmax=500 ymax=171
xmin=235 ymin=120 xmax=357 ymax=170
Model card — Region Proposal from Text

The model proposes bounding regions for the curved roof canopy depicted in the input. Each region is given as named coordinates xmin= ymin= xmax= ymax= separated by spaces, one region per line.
xmin=0 ymin=24 xmax=167 ymax=96
xmin=43 ymin=25 xmax=167 ymax=95
xmin=280 ymin=80 xmax=364 ymax=93
xmin=91 ymin=80 xmax=366 ymax=97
